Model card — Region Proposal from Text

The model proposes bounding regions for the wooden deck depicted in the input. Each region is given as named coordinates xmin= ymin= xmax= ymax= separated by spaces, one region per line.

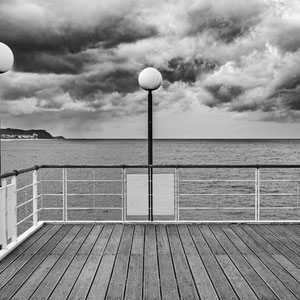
xmin=1 ymin=223 xmax=300 ymax=299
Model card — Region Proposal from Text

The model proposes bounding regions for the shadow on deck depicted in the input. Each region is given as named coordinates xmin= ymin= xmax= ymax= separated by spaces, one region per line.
xmin=1 ymin=223 xmax=300 ymax=299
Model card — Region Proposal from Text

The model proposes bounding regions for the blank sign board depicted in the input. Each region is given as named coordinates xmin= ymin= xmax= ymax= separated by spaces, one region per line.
xmin=127 ymin=174 xmax=174 ymax=216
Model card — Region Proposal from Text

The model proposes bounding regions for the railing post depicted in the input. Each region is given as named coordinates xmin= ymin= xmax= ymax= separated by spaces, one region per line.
xmin=255 ymin=167 xmax=260 ymax=221
xmin=33 ymin=170 xmax=38 ymax=226
xmin=62 ymin=168 xmax=67 ymax=221
xmin=10 ymin=176 xmax=17 ymax=243
xmin=0 ymin=179 xmax=7 ymax=249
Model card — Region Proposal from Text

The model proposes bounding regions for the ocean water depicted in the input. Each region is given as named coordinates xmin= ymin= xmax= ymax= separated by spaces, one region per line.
xmin=2 ymin=138 xmax=300 ymax=173
xmin=2 ymin=139 xmax=300 ymax=223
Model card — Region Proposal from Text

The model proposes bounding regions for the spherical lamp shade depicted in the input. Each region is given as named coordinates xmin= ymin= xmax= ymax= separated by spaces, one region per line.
xmin=0 ymin=42 xmax=14 ymax=74
xmin=138 ymin=67 xmax=162 ymax=91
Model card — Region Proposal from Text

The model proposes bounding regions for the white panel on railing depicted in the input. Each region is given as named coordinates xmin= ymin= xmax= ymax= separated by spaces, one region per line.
xmin=127 ymin=174 xmax=175 ymax=216
xmin=127 ymin=175 xmax=148 ymax=216
xmin=153 ymin=174 xmax=174 ymax=215
xmin=0 ymin=184 xmax=7 ymax=246
xmin=7 ymin=178 xmax=17 ymax=242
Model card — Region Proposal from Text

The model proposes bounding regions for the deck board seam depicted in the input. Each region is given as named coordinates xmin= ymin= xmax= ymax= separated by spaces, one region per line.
xmin=187 ymin=224 xmax=221 ymax=298
xmin=19 ymin=225 xmax=84 ymax=300
xmin=209 ymin=224 xmax=260 ymax=299
xmin=165 ymin=224 xmax=182 ymax=299
xmin=1 ymin=225 xmax=72 ymax=300
xmin=154 ymin=225 xmax=163 ymax=300
xmin=214 ymin=224 xmax=283 ymax=299
xmin=197 ymin=225 xmax=240 ymax=299
xmin=262 ymin=225 xmax=300 ymax=255
xmin=228 ymin=224 xmax=300 ymax=299
xmin=0 ymin=224 xmax=53 ymax=274
xmin=64 ymin=225 xmax=108 ymax=300
xmin=12 ymin=225 xmax=75 ymax=300
xmin=186 ymin=224 xmax=220 ymax=299
xmin=250 ymin=225 xmax=300 ymax=269
xmin=142 ymin=224 xmax=145 ymax=300
xmin=219 ymin=224 xmax=292 ymax=299
xmin=176 ymin=225 xmax=201 ymax=300
xmin=103 ymin=224 xmax=125 ymax=299
xmin=122 ymin=224 xmax=136 ymax=300
xmin=47 ymin=225 xmax=96 ymax=300
xmin=29 ymin=224 xmax=86 ymax=299
xmin=241 ymin=224 xmax=300 ymax=283
xmin=83 ymin=224 xmax=115 ymax=299
xmin=0 ymin=225 xmax=63 ymax=292
xmin=279 ymin=225 xmax=300 ymax=244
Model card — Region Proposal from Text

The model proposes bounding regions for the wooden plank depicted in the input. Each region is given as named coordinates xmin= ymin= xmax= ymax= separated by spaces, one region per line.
xmin=279 ymin=225 xmax=300 ymax=246
xmin=188 ymin=224 xmax=238 ymax=300
xmin=87 ymin=224 xmax=124 ymax=300
xmin=230 ymin=224 xmax=300 ymax=298
xmin=10 ymin=225 xmax=83 ymax=300
xmin=252 ymin=225 xmax=300 ymax=268
xmin=241 ymin=224 xmax=300 ymax=283
xmin=167 ymin=224 xmax=199 ymax=299
xmin=143 ymin=224 xmax=161 ymax=300
xmin=219 ymin=225 xmax=299 ymax=300
xmin=263 ymin=225 xmax=300 ymax=254
xmin=177 ymin=224 xmax=218 ymax=300
xmin=203 ymin=224 xmax=277 ymax=300
xmin=48 ymin=225 xmax=101 ymax=300
xmin=202 ymin=225 xmax=258 ymax=300
xmin=0 ymin=225 xmax=62 ymax=291
xmin=28 ymin=225 xmax=95 ymax=300
xmin=124 ymin=224 xmax=144 ymax=300
xmin=67 ymin=224 xmax=113 ymax=300
xmin=286 ymin=224 xmax=300 ymax=236
xmin=156 ymin=224 xmax=180 ymax=300
xmin=105 ymin=224 xmax=134 ymax=299
xmin=0 ymin=225 xmax=71 ymax=300
xmin=0 ymin=224 xmax=51 ymax=273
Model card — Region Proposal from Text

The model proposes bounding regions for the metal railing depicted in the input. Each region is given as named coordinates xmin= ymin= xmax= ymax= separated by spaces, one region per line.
xmin=1 ymin=164 xmax=300 ymax=257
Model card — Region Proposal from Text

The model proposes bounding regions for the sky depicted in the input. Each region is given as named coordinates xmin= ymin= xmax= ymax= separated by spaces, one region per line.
xmin=0 ymin=0 xmax=300 ymax=138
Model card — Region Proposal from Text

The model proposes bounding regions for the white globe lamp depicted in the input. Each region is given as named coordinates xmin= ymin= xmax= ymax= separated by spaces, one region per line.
xmin=138 ymin=67 xmax=162 ymax=91
xmin=0 ymin=42 xmax=14 ymax=178
xmin=0 ymin=42 xmax=14 ymax=74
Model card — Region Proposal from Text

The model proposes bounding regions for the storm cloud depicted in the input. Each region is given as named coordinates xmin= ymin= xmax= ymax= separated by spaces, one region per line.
xmin=0 ymin=0 xmax=300 ymax=137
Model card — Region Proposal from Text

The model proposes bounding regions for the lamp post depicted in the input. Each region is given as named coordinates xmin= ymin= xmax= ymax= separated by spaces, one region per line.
xmin=138 ymin=67 xmax=162 ymax=221
xmin=0 ymin=42 xmax=14 ymax=176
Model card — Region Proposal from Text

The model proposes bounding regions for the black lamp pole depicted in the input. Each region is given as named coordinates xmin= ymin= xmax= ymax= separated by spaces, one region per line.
xmin=148 ymin=90 xmax=153 ymax=221
xmin=138 ymin=67 xmax=162 ymax=222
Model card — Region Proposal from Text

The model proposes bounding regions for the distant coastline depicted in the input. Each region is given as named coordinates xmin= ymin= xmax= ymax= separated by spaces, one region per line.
xmin=0 ymin=128 xmax=65 ymax=140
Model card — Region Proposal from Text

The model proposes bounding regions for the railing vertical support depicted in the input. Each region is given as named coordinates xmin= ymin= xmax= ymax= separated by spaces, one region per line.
xmin=62 ymin=168 xmax=67 ymax=221
xmin=121 ymin=167 xmax=126 ymax=222
xmin=255 ymin=167 xmax=260 ymax=221
xmin=175 ymin=168 xmax=180 ymax=221
xmin=32 ymin=170 xmax=38 ymax=226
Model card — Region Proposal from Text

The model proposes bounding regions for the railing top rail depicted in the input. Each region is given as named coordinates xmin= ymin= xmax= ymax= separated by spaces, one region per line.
xmin=39 ymin=164 xmax=300 ymax=169
xmin=1 ymin=163 xmax=300 ymax=180
xmin=0 ymin=165 xmax=39 ymax=179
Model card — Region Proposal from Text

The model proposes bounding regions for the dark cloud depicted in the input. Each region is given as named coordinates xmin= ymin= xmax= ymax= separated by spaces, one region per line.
xmin=189 ymin=18 xmax=249 ymax=43
xmin=204 ymin=84 xmax=245 ymax=107
xmin=263 ymin=19 xmax=300 ymax=53
xmin=186 ymin=1 xmax=264 ymax=43
xmin=161 ymin=57 xmax=219 ymax=83
xmin=0 ymin=8 xmax=158 ymax=74
xmin=69 ymin=69 xmax=140 ymax=98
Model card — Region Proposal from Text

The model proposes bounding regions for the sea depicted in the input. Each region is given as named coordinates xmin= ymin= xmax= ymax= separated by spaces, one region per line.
xmin=2 ymin=138 xmax=300 ymax=173
xmin=2 ymin=139 xmax=300 ymax=223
